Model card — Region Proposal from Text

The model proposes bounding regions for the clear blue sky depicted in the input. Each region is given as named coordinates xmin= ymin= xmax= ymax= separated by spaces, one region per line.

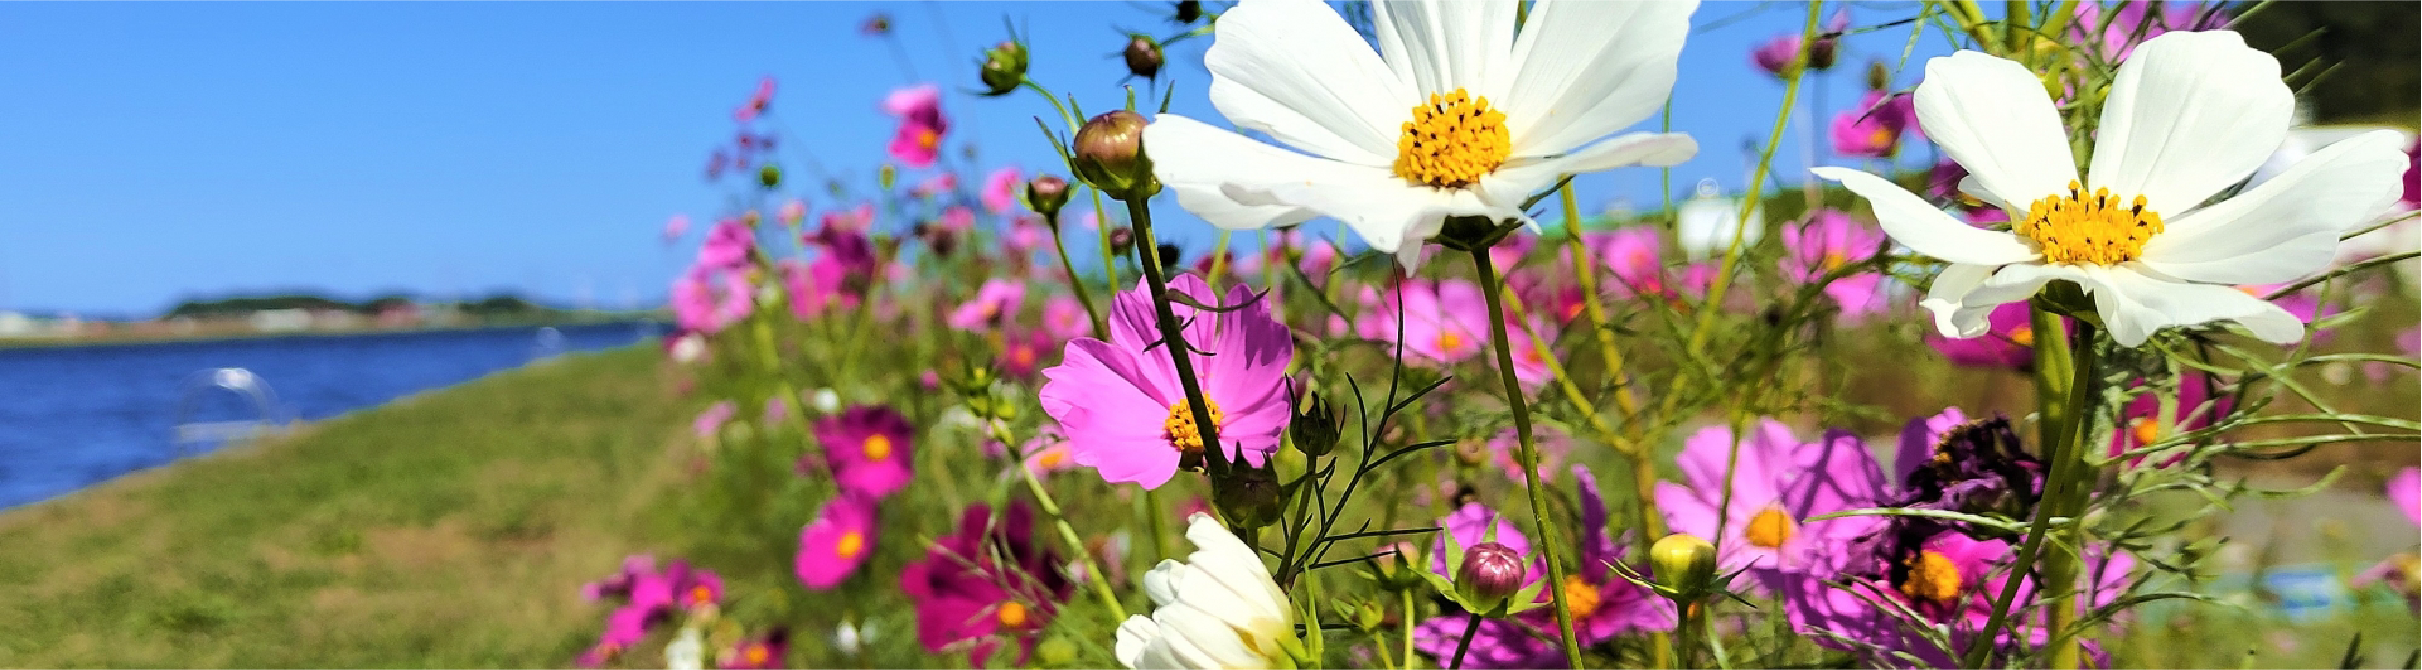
xmin=0 ymin=1 xmax=1963 ymax=317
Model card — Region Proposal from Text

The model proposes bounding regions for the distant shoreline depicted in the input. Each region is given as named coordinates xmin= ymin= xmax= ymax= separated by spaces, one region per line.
xmin=0 ymin=317 xmax=667 ymax=351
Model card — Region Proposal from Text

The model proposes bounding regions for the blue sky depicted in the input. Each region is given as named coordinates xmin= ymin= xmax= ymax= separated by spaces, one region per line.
xmin=0 ymin=1 xmax=1963 ymax=316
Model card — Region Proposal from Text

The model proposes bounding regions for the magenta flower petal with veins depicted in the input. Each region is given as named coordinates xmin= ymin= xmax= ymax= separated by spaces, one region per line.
xmin=1038 ymin=274 xmax=1293 ymax=489
xmin=1656 ymin=419 xmax=1890 ymax=579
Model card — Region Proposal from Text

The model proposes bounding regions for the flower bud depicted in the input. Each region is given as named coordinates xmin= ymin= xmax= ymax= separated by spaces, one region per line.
xmin=878 ymin=164 xmax=897 ymax=190
xmin=1024 ymin=174 xmax=1071 ymax=221
xmin=1649 ymin=533 xmax=1719 ymax=600
xmin=1453 ymin=437 xmax=1487 ymax=467
xmin=979 ymin=40 xmax=1028 ymax=97
xmin=1865 ymin=61 xmax=1892 ymax=92
xmin=1108 ymin=227 xmax=1136 ymax=255
xmin=1212 ymin=463 xmax=1286 ymax=532
xmin=1172 ymin=0 xmax=1201 ymax=24
xmin=1123 ymin=35 xmax=1164 ymax=80
xmin=1807 ymin=9 xmax=1847 ymax=71
xmin=1072 ymin=110 xmax=1159 ymax=201
xmin=758 ymin=164 xmax=782 ymax=189
xmin=1156 ymin=243 xmax=1181 ymax=271
xmin=1455 ymin=542 xmax=1527 ymax=613
xmin=1290 ymin=391 xmax=1341 ymax=458
xmin=1372 ymin=541 xmax=1426 ymax=591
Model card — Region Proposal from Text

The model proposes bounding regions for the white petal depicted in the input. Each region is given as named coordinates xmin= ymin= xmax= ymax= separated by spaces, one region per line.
xmin=1145 ymin=115 xmax=1348 ymax=230
xmin=1913 ymin=51 xmax=2078 ymax=211
xmin=1157 ymin=603 xmax=1266 ymax=669
xmin=1476 ymin=133 xmax=1698 ymax=214
xmin=1928 ymin=263 xmax=2077 ymax=337
xmin=1501 ymin=0 xmax=1697 ymax=156
xmin=2084 ymin=266 xmax=2306 ymax=346
xmin=1920 ymin=262 xmax=1995 ymax=337
xmin=2140 ymin=129 xmax=2410 ymax=284
xmin=1116 ymin=616 xmax=1168 ymax=669
xmin=1812 ymin=167 xmax=2039 ymax=266
xmin=1142 ymin=559 xmax=1186 ymax=607
xmin=1370 ymin=0 xmax=1515 ymax=98
xmin=1265 ymin=167 xmax=1467 ymax=262
xmin=2087 ymin=31 xmax=2292 ymax=216
xmin=1206 ymin=0 xmax=1412 ymax=164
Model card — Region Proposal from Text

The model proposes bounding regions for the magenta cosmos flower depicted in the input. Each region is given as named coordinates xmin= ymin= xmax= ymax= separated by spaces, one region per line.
xmin=1781 ymin=528 xmax=2134 ymax=668
xmin=883 ymin=84 xmax=949 ymax=168
xmin=577 ymin=559 xmax=725 ymax=667
xmin=2107 ymin=373 xmax=2231 ymax=467
xmin=2073 ymin=1 xmax=2227 ymax=61
xmin=796 ymin=494 xmax=878 ymax=589
xmin=1355 ymin=279 xmax=1491 ymax=366
xmin=2394 ymin=467 xmax=2421 ymax=525
xmin=1783 ymin=210 xmax=1891 ymax=320
xmin=901 ymin=501 xmax=1072 ymax=667
xmin=1414 ymin=472 xmax=1672 ymax=668
xmin=1830 ymin=91 xmax=1917 ymax=159
xmin=982 ymin=166 xmax=1023 ymax=214
xmin=1656 ymin=419 xmax=1892 ymax=579
xmin=816 ymin=405 xmax=915 ymax=498
xmin=719 ymin=630 xmax=788 ymax=669
xmin=949 ymin=279 xmax=1027 ymax=331
xmin=1039 ymin=274 xmax=1294 ymax=489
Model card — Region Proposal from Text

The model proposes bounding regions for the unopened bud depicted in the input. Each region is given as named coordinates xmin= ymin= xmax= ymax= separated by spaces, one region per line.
xmin=1024 ymin=174 xmax=1071 ymax=221
xmin=1453 ymin=437 xmax=1487 ymax=467
xmin=1123 ymin=35 xmax=1164 ymax=80
xmin=1109 ymin=227 xmax=1136 ymax=255
xmin=758 ymin=164 xmax=782 ymax=189
xmin=1173 ymin=0 xmax=1201 ymax=24
xmin=1156 ymin=243 xmax=1181 ymax=270
xmin=1373 ymin=541 xmax=1426 ymax=590
xmin=879 ymin=164 xmax=897 ymax=190
xmin=1212 ymin=464 xmax=1285 ymax=532
xmin=1865 ymin=61 xmax=1892 ymax=92
xmin=1806 ymin=38 xmax=1839 ymax=72
xmin=1650 ymin=533 xmax=1719 ymax=600
xmin=980 ymin=40 xmax=1028 ymax=97
xmin=1072 ymin=110 xmax=1158 ymax=200
xmin=1456 ymin=542 xmax=1526 ymax=613
xmin=1290 ymin=391 xmax=1341 ymax=458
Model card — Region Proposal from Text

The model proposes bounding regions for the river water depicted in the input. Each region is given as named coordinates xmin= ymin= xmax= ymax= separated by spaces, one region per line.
xmin=0 ymin=322 xmax=656 ymax=509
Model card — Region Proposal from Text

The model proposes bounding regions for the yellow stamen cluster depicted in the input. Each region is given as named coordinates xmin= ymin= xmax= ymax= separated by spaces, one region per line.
xmin=2017 ymin=180 xmax=2165 ymax=265
xmin=1164 ymin=398 xmax=1227 ymax=455
xmin=1746 ymin=504 xmax=1796 ymax=548
xmin=836 ymin=530 xmax=867 ymax=559
xmin=2008 ymin=325 xmax=2035 ymax=347
xmin=1435 ymin=332 xmax=1467 ymax=355
xmin=863 ymin=434 xmax=894 ymax=460
xmin=1901 ymin=549 xmax=1964 ymax=603
xmin=744 ymin=644 xmax=771 ymax=666
xmin=1393 ymin=89 xmax=1510 ymax=189
xmin=1561 ymin=575 xmax=1601 ymax=618
xmin=997 ymin=601 xmax=1030 ymax=628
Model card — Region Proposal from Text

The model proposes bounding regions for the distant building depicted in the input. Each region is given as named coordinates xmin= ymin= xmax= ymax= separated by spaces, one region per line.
xmin=0 ymin=312 xmax=33 ymax=338
xmin=250 ymin=309 xmax=312 ymax=332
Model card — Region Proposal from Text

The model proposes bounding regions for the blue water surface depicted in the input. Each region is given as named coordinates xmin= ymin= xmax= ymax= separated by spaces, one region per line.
xmin=0 ymin=322 xmax=658 ymax=509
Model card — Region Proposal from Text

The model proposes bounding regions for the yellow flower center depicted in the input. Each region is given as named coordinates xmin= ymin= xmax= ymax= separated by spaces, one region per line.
xmin=836 ymin=530 xmax=866 ymax=559
xmin=1822 ymin=250 xmax=1848 ymax=271
xmin=688 ymin=585 xmax=715 ymax=606
xmin=1392 ymin=89 xmax=1510 ymax=189
xmin=744 ymin=644 xmax=771 ymax=666
xmin=1163 ymin=398 xmax=1227 ymax=455
xmin=1010 ymin=345 xmax=1037 ymax=368
xmin=1868 ymin=126 xmax=1897 ymax=154
xmin=862 ymin=434 xmax=893 ymax=461
xmin=1901 ymin=549 xmax=1964 ymax=604
xmin=1037 ymin=448 xmax=1068 ymax=468
xmin=2016 ymin=180 xmax=2166 ymax=265
xmin=1745 ymin=504 xmax=1795 ymax=548
xmin=1435 ymin=332 xmax=1467 ymax=355
xmin=1561 ymin=575 xmax=1601 ymax=619
xmin=2008 ymin=325 xmax=2035 ymax=347
xmin=916 ymin=128 xmax=941 ymax=151
xmin=2129 ymin=417 xmax=2160 ymax=446
xmin=996 ymin=601 xmax=1030 ymax=628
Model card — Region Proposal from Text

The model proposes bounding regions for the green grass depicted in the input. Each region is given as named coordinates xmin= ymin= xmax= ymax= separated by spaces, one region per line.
xmin=0 ymin=346 xmax=687 ymax=667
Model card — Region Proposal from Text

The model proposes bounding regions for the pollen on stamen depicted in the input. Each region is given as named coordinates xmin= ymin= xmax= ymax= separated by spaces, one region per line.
xmin=2016 ymin=180 xmax=2166 ymax=266
xmin=1392 ymin=89 xmax=1511 ymax=190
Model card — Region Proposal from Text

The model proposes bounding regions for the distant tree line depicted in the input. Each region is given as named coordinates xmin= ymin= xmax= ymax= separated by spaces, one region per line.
xmin=2233 ymin=1 xmax=2417 ymax=126
xmin=162 ymin=291 xmax=547 ymax=319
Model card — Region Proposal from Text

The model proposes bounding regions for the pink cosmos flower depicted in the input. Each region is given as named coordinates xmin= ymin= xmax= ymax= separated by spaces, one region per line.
xmin=1355 ymin=279 xmax=1491 ymax=366
xmin=663 ymin=214 xmax=691 ymax=244
xmin=1038 ymin=274 xmax=1295 ymax=489
xmin=1830 ymin=92 xmax=1918 ymax=159
xmin=693 ymin=400 xmax=735 ymax=439
xmin=720 ymin=632 xmax=789 ymax=669
xmin=883 ymin=84 xmax=949 ymax=168
xmin=2108 ymin=373 xmax=2231 ymax=467
xmin=697 ymin=217 xmax=755 ymax=271
xmin=1006 ymin=216 xmax=1048 ymax=257
xmin=998 ymin=329 xmax=1056 ymax=379
xmin=817 ymin=405 xmax=915 ymax=498
xmin=1656 ymin=419 xmax=1892 ymax=578
xmin=982 ymin=166 xmax=1023 ymax=214
xmin=735 ymin=76 xmax=775 ymax=124
xmin=1783 ymin=210 xmax=1891 ymax=320
xmin=1781 ymin=529 xmax=2133 ymax=668
xmin=2392 ymin=467 xmax=2420 ymax=526
xmin=796 ymin=494 xmax=878 ymax=589
xmin=672 ymin=270 xmax=754 ymax=335
xmin=1414 ymin=471 xmax=1673 ymax=668
xmin=1583 ymin=228 xmax=1685 ymax=303
xmin=2240 ymin=282 xmax=2336 ymax=344
xmin=1750 ymin=10 xmax=1848 ymax=77
xmin=1042 ymin=295 xmax=1090 ymax=341
xmin=578 ymin=559 xmax=725 ymax=667
xmin=2073 ymin=1 xmax=2227 ymax=62
xmin=938 ymin=205 xmax=977 ymax=232
xmin=949 ymin=279 xmax=1027 ymax=331
xmin=779 ymin=260 xmax=835 ymax=320
xmin=1926 ymin=301 xmax=2038 ymax=370
xmin=777 ymin=198 xmax=806 ymax=226
xmin=915 ymin=172 xmax=960 ymax=198
xmin=820 ymin=202 xmax=876 ymax=235
xmin=900 ymin=502 xmax=1073 ymax=667
xmin=1017 ymin=430 xmax=1082 ymax=477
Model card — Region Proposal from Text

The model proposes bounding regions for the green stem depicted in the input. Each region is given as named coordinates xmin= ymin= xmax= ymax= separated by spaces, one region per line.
xmin=1048 ymin=215 xmax=1108 ymax=339
xmin=1469 ymin=245 xmax=1583 ymax=669
xmin=1447 ymin=612 xmax=1483 ymax=670
xmin=2043 ymin=322 xmax=2098 ymax=670
xmin=1679 ymin=0 xmax=1820 ymax=358
xmin=1003 ymin=428 xmax=1127 ymax=620
xmin=1122 ymin=196 xmax=1223 ymax=481
xmin=1401 ymin=589 xmax=1418 ymax=670
xmin=1960 ymin=306 xmax=2090 ymax=668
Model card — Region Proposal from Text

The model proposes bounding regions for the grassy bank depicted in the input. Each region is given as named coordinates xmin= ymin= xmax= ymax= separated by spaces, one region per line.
xmin=0 ymin=346 xmax=684 ymax=667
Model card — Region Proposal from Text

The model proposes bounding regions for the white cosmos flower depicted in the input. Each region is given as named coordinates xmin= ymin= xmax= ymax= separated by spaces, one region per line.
xmin=1144 ymin=0 xmax=1701 ymax=268
xmin=1815 ymin=31 xmax=2412 ymax=347
xmin=665 ymin=625 xmax=705 ymax=670
xmin=1115 ymin=514 xmax=1296 ymax=669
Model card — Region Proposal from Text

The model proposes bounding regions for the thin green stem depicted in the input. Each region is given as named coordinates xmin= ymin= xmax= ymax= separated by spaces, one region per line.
xmin=1003 ymin=426 xmax=1127 ymax=620
xmin=1470 ymin=245 xmax=1583 ymax=669
xmin=1401 ymin=589 xmax=1418 ymax=670
xmin=1681 ymin=0 xmax=1821 ymax=359
xmin=1447 ymin=612 xmax=1483 ymax=670
xmin=1122 ymin=196 xmax=1222 ymax=476
xmin=1048 ymin=217 xmax=1107 ymax=339
xmin=1960 ymin=306 xmax=2088 ymax=668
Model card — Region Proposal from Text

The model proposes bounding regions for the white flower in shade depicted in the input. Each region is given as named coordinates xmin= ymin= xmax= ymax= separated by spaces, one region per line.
xmin=665 ymin=625 xmax=705 ymax=670
xmin=1815 ymin=30 xmax=2411 ymax=347
xmin=1115 ymin=514 xmax=1297 ymax=669
xmin=1144 ymin=0 xmax=1700 ymax=268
